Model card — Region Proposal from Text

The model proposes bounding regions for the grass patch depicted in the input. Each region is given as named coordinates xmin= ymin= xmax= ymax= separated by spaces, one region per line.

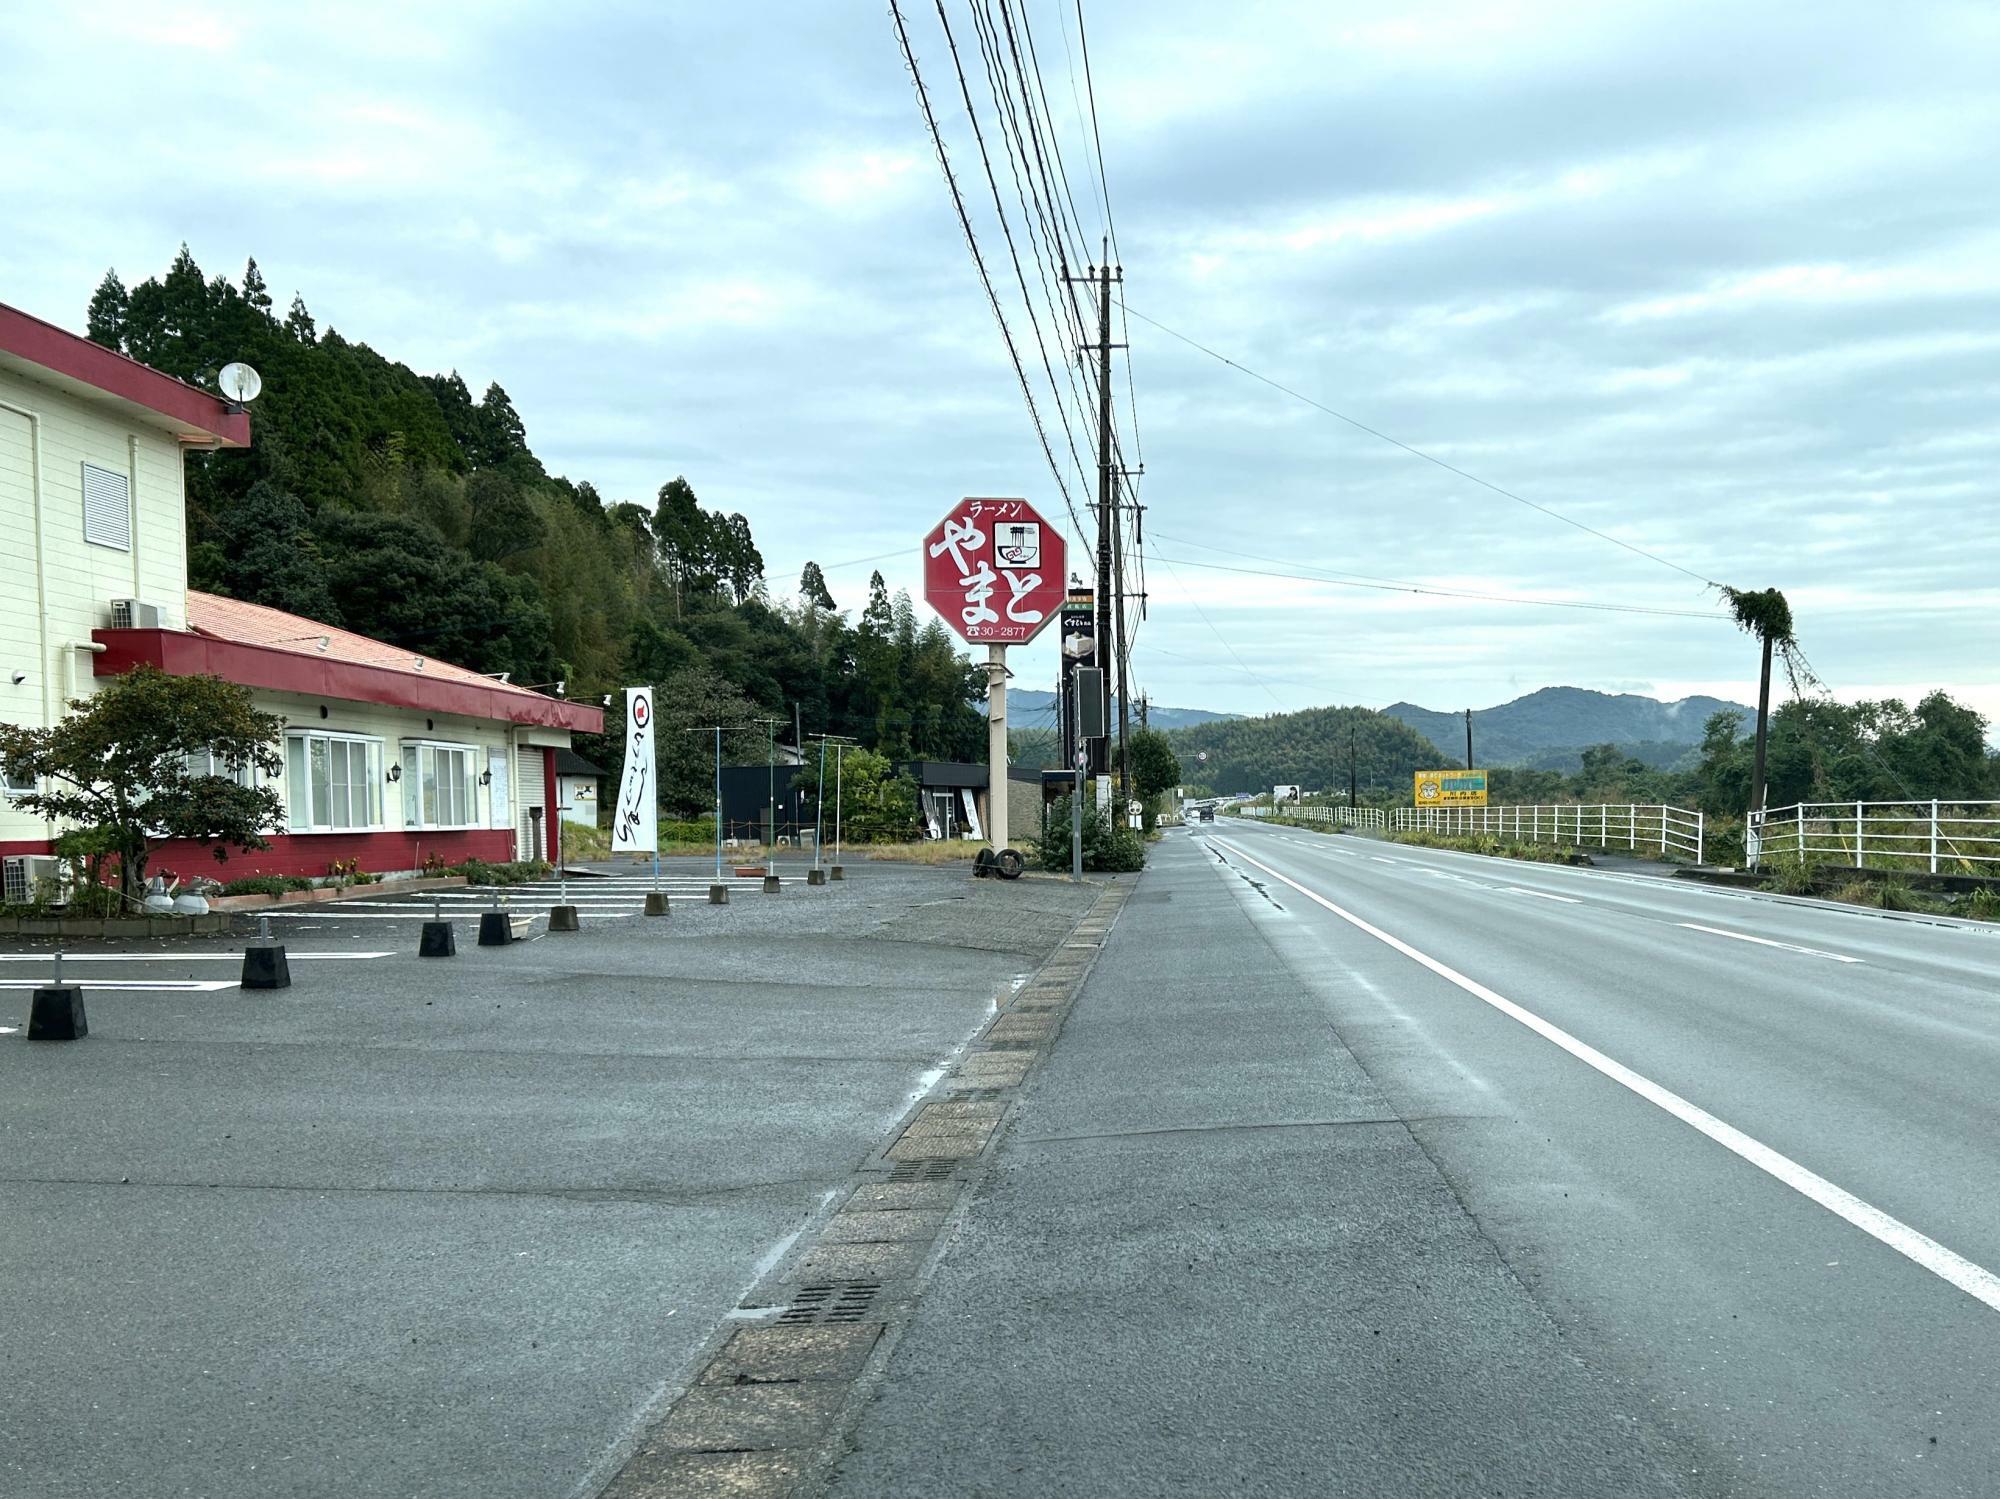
xmin=861 ymin=839 xmax=988 ymax=864
xmin=1390 ymin=830 xmax=1579 ymax=864
xmin=1823 ymin=877 xmax=1944 ymax=914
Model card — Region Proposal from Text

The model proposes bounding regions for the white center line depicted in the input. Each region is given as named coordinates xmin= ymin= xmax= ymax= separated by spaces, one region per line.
xmin=1371 ymin=857 xmax=1399 ymax=865
xmin=1213 ymin=838 xmax=2000 ymax=1316
xmin=1678 ymin=922 xmax=1862 ymax=964
xmin=1504 ymin=886 xmax=1583 ymax=904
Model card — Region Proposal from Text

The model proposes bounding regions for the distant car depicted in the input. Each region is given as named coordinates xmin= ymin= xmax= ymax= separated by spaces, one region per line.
xmin=1198 ymin=805 xmax=1216 ymax=823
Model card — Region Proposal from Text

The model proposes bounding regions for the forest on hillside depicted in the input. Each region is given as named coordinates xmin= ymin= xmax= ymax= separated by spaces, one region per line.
xmin=83 ymin=249 xmax=986 ymax=814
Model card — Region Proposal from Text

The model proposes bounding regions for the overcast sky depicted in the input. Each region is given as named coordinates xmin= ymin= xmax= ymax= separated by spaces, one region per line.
xmin=6 ymin=1 xmax=1997 ymax=730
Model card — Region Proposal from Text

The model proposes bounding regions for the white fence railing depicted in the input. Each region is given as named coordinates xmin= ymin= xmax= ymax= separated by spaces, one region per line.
xmin=1747 ymin=801 xmax=2000 ymax=873
xmin=1390 ymin=803 xmax=1704 ymax=863
xmin=1278 ymin=805 xmax=1388 ymax=831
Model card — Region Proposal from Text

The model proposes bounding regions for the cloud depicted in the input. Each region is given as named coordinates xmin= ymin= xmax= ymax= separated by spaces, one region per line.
xmin=0 ymin=0 xmax=1995 ymax=734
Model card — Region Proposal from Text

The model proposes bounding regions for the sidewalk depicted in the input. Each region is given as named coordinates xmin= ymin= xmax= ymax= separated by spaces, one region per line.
xmin=825 ymin=836 xmax=1694 ymax=1497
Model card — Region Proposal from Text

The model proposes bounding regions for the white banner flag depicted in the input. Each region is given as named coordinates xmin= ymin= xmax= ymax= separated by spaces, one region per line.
xmin=611 ymin=686 xmax=657 ymax=854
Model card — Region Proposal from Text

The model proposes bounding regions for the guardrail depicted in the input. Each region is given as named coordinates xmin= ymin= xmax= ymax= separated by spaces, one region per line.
xmin=1281 ymin=805 xmax=1387 ymax=832
xmin=1390 ymin=803 xmax=1704 ymax=863
xmin=1747 ymin=801 xmax=2000 ymax=873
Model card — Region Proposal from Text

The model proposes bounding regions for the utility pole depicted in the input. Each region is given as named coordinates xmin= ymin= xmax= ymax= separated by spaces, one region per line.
xmin=1750 ymin=629 xmax=1775 ymax=822
xmin=1349 ymin=721 xmax=1358 ymax=808
xmin=1112 ymin=495 xmax=1129 ymax=797
xmin=1465 ymin=709 xmax=1474 ymax=771
xmin=1065 ymin=244 xmax=1122 ymax=782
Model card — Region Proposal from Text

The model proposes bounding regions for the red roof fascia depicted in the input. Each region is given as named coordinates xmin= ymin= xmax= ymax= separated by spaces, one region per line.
xmin=0 ymin=303 xmax=251 ymax=447
xmin=92 ymin=628 xmax=604 ymax=733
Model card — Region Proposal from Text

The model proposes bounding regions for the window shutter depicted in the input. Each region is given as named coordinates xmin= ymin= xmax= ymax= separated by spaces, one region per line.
xmin=82 ymin=462 xmax=131 ymax=551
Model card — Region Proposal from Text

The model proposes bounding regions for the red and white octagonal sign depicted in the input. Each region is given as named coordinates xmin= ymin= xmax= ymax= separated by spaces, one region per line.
xmin=922 ymin=497 xmax=1067 ymax=646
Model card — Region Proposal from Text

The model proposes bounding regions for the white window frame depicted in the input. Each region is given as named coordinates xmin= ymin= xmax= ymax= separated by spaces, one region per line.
xmin=185 ymin=749 xmax=256 ymax=788
xmin=2 ymin=764 xmax=35 ymax=797
xmin=82 ymin=460 xmax=131 ymax=551
xmin=401 ymin=740 xmax=480 ymax=831
xmin=285 ymin=730 xmax=385 ymax=833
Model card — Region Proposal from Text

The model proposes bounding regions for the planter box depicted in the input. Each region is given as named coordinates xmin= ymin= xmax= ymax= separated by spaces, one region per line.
xmin=210 ymin=875 xmax=469 ymax=913
xmin=733 ymin=865 xmax=766 ymax=878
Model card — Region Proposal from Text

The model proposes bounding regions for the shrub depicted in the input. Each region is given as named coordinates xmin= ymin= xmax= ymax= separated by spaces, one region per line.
xmin=1960 ymin=886 xmax=2000 ymax=922
xmin=1034 ymin=795 xmax=1145 ymax=874
xmin=219 ymin=874 xmax=315 ymax=898
xmin=1760 ymin=853 xmax=1818 ymax=897
xmin=445 ymin=858 xmax=552 ymax=887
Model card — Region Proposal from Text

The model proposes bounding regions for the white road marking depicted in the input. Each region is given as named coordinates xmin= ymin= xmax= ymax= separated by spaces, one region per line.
xmin=1504 ymin=886 xmax=1583 ymax=904
xmin=1371 ymin=857 xmax=1399 ymax=865
xmin=1678 ymin=922 xmax=1863 ymax=964
xmin=0 ymin=952 xmax=393 ymax=963
xmin=0 ymin=978 xmax=239 ymax=992
xmin=1214 ymin=838 xmax=2000 ymax=1316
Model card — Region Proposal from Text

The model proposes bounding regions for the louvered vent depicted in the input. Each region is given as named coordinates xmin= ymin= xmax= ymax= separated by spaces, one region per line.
xmin=82 ymin=462 xmax=130 ymax=551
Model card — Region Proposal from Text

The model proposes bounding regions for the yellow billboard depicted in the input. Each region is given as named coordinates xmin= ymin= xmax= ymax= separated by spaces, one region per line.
xmin=1414 ymin=770 xmax=1487 ymax=807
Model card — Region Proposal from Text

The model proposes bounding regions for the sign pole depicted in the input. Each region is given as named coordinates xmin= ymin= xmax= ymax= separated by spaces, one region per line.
xmin=713 ymin=724 xmax=723 ymax=883
xmin=834 ymin=743 xmax=845 ymax=868
xmin=986 ymin=645 xmax=1008 ymax=858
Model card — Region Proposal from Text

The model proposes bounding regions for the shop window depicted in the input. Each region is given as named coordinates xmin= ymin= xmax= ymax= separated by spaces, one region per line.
xmin=285 ymin=731 xmax=384 ymax=832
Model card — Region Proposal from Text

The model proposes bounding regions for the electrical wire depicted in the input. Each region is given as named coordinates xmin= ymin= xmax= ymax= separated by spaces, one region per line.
xmin=1120 ymin=301 xmax=1722 ymax=589
xmin=888 ymin=1 xmax=1087 ymax=544
xmin=1151 ymin=551 xmax=1722 ymax=619
xmin=1151 ymin=551 xmax=1289 ymax=711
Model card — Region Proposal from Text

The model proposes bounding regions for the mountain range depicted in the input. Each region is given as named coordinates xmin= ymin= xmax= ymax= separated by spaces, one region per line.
xmin=995 ymin=690 xmax=1241 ymax=734
xmin=1382 ymin=687 xmax=1753 ymax=769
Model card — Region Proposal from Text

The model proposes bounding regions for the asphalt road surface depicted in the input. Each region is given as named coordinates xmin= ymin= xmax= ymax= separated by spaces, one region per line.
xmin=836 ymin=821 xmax=2000 ymax=1497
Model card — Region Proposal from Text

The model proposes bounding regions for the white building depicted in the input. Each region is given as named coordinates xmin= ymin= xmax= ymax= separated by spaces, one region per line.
xmin=0 ymin=301 xmax=601 ymax=892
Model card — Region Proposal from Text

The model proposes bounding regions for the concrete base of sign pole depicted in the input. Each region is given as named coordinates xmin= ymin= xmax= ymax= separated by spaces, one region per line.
xmin=807 ymin=868 xmax=826 ymax=886
xmin=478 ymin=911 xmax=513 ymax=947
xmin=547 ymin=904 xmax=580 ymax=932
xmin=419 ymin=920 xmax=456 ymax=957
xmin=241 ymin=944 xmax=290 ymax=990
xmin=762 ymin=875 xmax=781 ymax=895
xmin=643 ymin=891 xmax=670 ymax=917
xmin=28 ymin=985 xmax=87 ymax=1040
xmin=708 ymin=884 xmax=730 ymax=904
xmin=829 ymin=864 xmax=844 ymax=881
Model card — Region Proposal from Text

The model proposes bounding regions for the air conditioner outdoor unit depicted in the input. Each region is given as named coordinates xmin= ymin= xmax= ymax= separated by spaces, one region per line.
xmin=2 ymin=855 xmax=68 ymax=907
xmin=109 ymin=598 xmax=161 ymax=630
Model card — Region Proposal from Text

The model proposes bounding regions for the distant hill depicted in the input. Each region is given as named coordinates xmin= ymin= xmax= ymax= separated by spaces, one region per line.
xmin=996 ymin=690 xmax=1240 ymax=733
xmin=1162 ymin=706 xmax=1443 ymax=795
xmin=1383 ymin=688 xmax=1752 ymax=768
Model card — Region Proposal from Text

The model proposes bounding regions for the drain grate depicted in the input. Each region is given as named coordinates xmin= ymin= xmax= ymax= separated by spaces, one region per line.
xmin=777 ymin=1280 xmax=882 ymax=1325
xmin=888 ymin=1157 xmax=959 ymax=1183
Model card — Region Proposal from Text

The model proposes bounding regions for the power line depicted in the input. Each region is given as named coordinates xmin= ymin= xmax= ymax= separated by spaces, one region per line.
xmin=1072 ymin=0 xmax=1119 ymax=263
xmin=888 ymin=1 xmax=1088 ymax=543
xmin=1151 ymin=550 xmax=1722 ymax=619
xmin=1120 ymin=301 xmax=1722 ymax=589
xmin=1151 ymin=551 xmax=1289 ymax=711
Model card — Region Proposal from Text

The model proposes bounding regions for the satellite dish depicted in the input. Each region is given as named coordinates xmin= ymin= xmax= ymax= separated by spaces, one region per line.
xmin=217 ymin=362 xmax=263 ymax=403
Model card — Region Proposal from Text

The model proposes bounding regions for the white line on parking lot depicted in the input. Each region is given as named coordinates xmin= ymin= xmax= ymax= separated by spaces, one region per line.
xmin=1678 ymin=922 xmax=1862 ymax=963
xmin=0 ymin=978 xmax=239 ymax=992
xmin=1214 ymin=837 xmax=2000 ymax=1317
xmin=0 ymin=952 xmax=394 ymax=963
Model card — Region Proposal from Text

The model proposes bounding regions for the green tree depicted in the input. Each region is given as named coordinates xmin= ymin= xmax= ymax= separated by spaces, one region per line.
xmin=1033 ymin=794 xmax=1144 ymax=872
xmin=86 ymin=270 xmax=128 ymax=349
xmin=283 ymin=292 xmax=317 ymax=343
xmin=1127 ymin=727 xmax=1182 ymax=828
xmin=790 ymin=747 xmax=920 ymax=843
xmin=0 ymin=667 xmax=284 ymax=900
xmin=799 ymin=561 xmax=835 ymax=611
xmin=242 ymin=257 xmax=273 ymax=315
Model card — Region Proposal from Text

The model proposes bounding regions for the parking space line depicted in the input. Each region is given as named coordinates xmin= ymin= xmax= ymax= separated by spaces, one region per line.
xmin=0 ymin=952 xmax=394 ymax=963
xmin=0 ymin=978 xmax=239 ymax=992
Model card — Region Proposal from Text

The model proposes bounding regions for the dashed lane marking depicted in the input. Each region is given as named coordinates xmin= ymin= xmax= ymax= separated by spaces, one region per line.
xmin=1504 ymin=887 xmax=1583 ymax=905
xmin=1677 ymin=922 xmax=1863 ymax=964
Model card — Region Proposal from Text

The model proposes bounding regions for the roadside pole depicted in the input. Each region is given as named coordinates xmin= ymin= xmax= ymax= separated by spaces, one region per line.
xmin=814 ymin=734 xmax=827 ymax=873
xmin=713 ymin=725 xmax=724 ymax=884
xmin=1072 ymin=747 xmax=1084 ymax=882
xmin=834 ymin=742 xmax=846 ymax=873
xmin=987 ymin=645 xmax=1009 ymax=861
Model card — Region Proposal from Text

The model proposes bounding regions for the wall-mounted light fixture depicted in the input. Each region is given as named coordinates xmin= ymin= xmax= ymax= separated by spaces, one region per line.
xmin=478 ymin=769 xmax=493 ymax=785
xmin=9 ymin=671 xmax=25 ymax=686
xmin=386 ymin=764 xmax=403 ymax=783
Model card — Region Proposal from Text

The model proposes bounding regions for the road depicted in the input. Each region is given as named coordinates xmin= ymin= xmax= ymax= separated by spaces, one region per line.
xmin=835 ymin=820 xmax=2000 ymax=1497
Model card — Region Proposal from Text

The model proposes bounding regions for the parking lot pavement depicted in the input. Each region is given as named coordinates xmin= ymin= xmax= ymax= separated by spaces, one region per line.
xmin=0 ymin=860 xmax=1101 ymax=1499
